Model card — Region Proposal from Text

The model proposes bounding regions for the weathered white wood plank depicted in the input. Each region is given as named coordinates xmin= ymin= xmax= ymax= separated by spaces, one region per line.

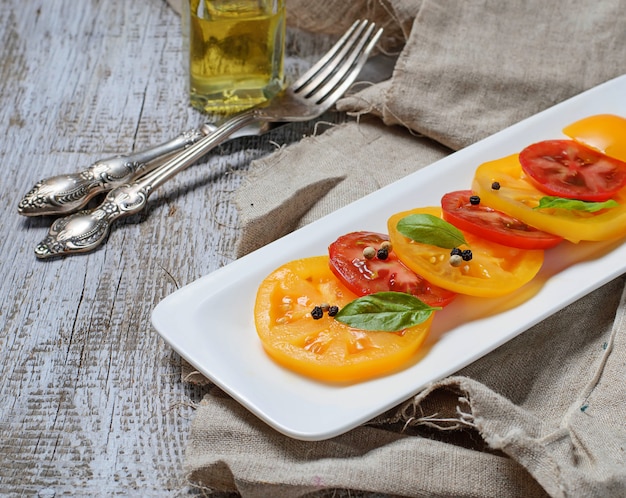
xmin=0 ymin=2 xmax=201 ymax=493
xmin=0 ymin=0 xmax=346 ymax=495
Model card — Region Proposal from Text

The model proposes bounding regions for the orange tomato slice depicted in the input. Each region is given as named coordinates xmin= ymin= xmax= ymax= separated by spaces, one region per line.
xmin=472 ymin=153 xmax=626 ymax=242
xmin=254 ymin=256 xmax=433 ymax=383
xmin=563 ymin=114 xmax=626 ymax=162
xmin=388 ymin=207 xmax=544 ymax=297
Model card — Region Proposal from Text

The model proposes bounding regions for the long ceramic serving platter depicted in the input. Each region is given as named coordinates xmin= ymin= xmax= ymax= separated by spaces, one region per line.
xmin=152 ymin=75 xmax=626 ymax=440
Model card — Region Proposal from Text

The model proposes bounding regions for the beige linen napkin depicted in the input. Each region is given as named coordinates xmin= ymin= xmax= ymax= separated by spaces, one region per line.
xmin=184 ymin=0 xmax=626 ymax=496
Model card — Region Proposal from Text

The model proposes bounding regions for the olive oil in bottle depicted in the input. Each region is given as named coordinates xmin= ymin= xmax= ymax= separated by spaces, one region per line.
xmin=184 ymin=0 xmax=285 ymax=116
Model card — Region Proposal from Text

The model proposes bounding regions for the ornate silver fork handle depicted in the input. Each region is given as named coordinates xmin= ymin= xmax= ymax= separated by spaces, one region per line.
xmin=35 ymin=112 xmax=257 ymax=259
xmin=17 ymin=125 xmax=214 ymax=216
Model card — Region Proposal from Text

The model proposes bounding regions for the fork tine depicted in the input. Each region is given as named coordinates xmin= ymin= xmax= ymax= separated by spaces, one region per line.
xmin=305 ymin=24 xmax=382 ymax=106
xmin=295 ymin=21 xmax=376 ymax=98
xmin=292 ymin=20 xmax=365 ymax=90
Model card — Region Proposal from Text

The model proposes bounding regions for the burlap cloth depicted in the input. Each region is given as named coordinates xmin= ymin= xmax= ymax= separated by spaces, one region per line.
xmin=182 ymin=1 xmax=626 ymax=496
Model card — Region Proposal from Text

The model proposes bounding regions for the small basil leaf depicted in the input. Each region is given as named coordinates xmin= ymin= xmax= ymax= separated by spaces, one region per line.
xmin=334 ymin=291 xmax=440 ymax=332
xmin=534 ymin=196 xmax=619 ymax=213
xmin=396 ymin=213 xmax=467 ymax=248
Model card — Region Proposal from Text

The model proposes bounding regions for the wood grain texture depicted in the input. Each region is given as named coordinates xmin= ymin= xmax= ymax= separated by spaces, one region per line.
xmin=0 ymin=1 xmax=343 ymax=495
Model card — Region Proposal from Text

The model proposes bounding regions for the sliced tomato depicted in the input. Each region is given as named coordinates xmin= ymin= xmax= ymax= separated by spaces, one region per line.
xmin=441 ymin=190 xmax=562 ymax=250
xmin=563 ymin=114 xmax=626 ymax=163
xmin=328 ymin=231 xmax=456 ymax=307
xmin=472 ymin=153 xmax=626 ymax=243
xmin=254 ymin=256 xmax=433 ymax=383
xmin=518 ymin=139 xmax=626 ymax=202
xmin=388 ymin=207 xmax=544 ymax=297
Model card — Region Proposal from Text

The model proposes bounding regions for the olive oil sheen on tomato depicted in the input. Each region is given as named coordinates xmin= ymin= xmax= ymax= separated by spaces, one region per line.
xmin=186 ymin=0 xmax=285 ymax=115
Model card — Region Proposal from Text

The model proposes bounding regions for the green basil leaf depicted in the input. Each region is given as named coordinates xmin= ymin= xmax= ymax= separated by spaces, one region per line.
xmin=334 ymin=291 xmax=440 ymax=332
xmin=534 ymin=196 xmax=619 ymax=213
xmin=396 ymin=213 xmax=467 ymax=248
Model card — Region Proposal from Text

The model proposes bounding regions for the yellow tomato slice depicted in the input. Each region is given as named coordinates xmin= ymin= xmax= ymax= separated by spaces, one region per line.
xmin=563 ymin=114 xmax=626 ymax=162
xmin=254 ymin=256 xmax=433 ymax=383
xmin=472 ymin=153 xmax=626 ymax=242
xmin=388 ymin=207 xmax=544 ymax=297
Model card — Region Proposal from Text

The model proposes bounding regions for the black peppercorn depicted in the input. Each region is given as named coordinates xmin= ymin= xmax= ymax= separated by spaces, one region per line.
xmin=491 ymin=181 xmax=501 ymax=190
xmin=328 ymin=305 xmax=339 ymax=317
xmin=461 ymin=249 xmax=473 ymax=261
xmin=377 ymin=247 xmax=389 ymax=260
xmin=469 ymin=195 xmax=480 ymax=205
xmin=450 ymin=247 xmax=462 ymax=257
xmin=311 ymin=306 xmax=324 ymax=319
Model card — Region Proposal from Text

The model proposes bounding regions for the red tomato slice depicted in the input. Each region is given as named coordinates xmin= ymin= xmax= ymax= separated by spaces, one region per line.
xmin=328 ymin=231 xmax=456 ymax=307
xmin=519 ymin=139 xmax=626 ymax=202
xmin=441 ymin=190 xmax=563 ymax=250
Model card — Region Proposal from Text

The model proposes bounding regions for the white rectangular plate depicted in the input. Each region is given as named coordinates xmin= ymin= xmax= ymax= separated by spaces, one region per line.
xmin=152 ymin=75 xmax=626 ymax=441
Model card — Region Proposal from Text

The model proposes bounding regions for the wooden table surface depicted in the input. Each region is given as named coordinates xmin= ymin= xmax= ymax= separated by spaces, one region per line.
xmin=0 ymin=1 xmax=345 ymax=494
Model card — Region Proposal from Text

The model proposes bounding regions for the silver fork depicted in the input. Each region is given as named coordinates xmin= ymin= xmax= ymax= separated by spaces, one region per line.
xmin=16 ymin=122 xmax=266 ymax=217
xmin=35 ymin=20 xmax=382 ymax=259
